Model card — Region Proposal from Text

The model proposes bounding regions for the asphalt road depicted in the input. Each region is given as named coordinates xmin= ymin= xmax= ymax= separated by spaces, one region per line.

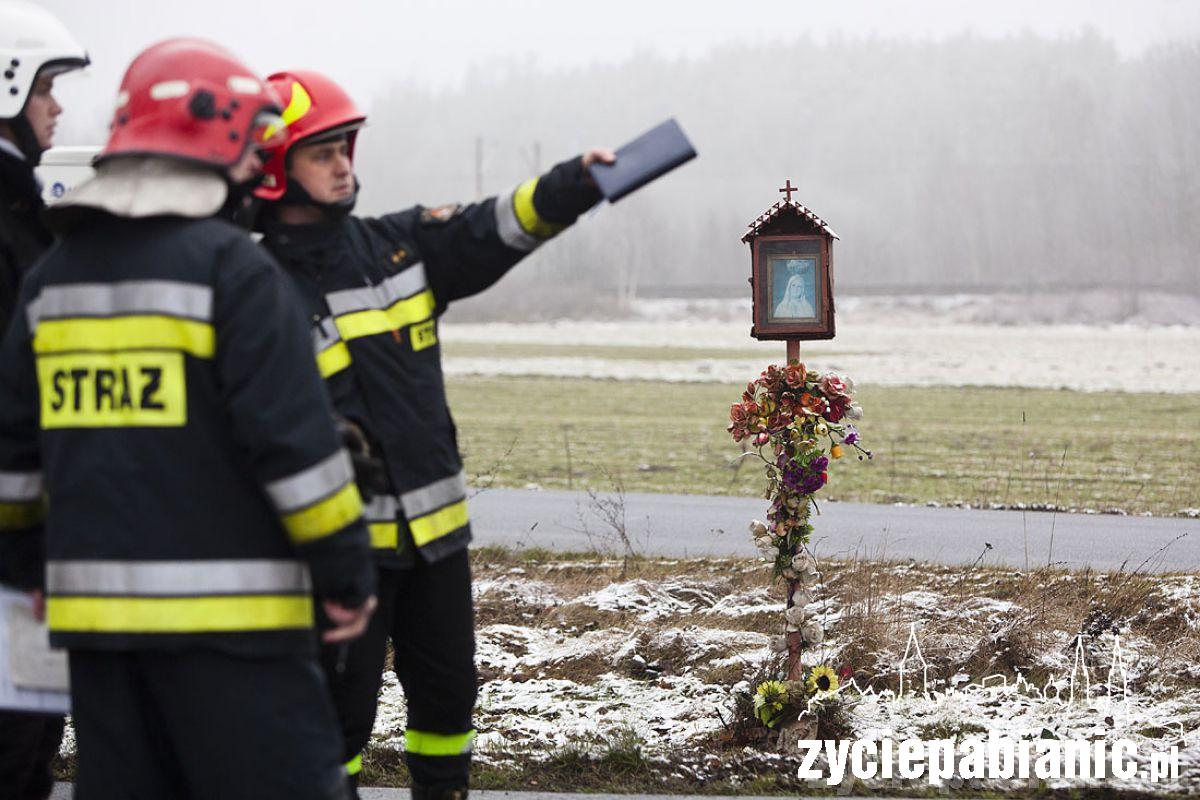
xmin=469 ymin=488 xmax=1200 ymax=573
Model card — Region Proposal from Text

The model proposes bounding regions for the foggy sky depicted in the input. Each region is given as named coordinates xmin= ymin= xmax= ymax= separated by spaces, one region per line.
xmin=23 ymin=0 xmax=1200 ymax=305
xmin=32 ymin=0 xmax=1200 ymax=145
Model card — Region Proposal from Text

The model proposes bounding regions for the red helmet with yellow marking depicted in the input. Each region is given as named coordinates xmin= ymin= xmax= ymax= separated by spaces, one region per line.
xmin=255 ymin=70 xmax=366 ymax=201
xmin=100 ymin=38 xmax=285 ymax=169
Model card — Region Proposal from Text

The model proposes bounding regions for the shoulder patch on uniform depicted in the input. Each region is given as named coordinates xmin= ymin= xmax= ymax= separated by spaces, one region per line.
xmin=419 ymin=203 xmax=461 ymax=225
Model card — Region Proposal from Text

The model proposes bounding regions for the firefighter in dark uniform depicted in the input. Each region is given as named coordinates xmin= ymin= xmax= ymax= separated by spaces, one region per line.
xmin=0 ymin=4 xmax=87 ymax=798
xmin=253 ymin=70 xmax=613 ymax=799
xmin=0 ymin=40 xmax=377 ymax=800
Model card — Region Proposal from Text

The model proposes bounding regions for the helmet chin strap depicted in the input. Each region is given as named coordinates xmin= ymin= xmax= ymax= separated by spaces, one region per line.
xmin=281 ymin=175 xmax=360 ymax=220
xmin=219 ymin=173 xmax=267 ymax=227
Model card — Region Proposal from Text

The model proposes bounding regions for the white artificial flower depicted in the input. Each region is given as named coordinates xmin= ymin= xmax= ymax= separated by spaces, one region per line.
xmin=784 ymin=605 xmax=808 ymax=626
xmin=845 ymin=403 xmax=864 ymax=421
xmin=754 ymin=534 xmax=776 ymax=555
xmin=790 ymin=588 xmax=813 ymax=607
xmin=770 ymin=635 xmax=789 ymax=653
xmin=748 ymin=519 xmax=769 ymax=538
xmin=801 ymin=620 xmax=824 ymax=645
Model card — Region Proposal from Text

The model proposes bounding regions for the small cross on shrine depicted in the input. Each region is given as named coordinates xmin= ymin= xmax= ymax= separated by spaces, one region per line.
xmin=778 ymin=179 xmax=797 ymax=203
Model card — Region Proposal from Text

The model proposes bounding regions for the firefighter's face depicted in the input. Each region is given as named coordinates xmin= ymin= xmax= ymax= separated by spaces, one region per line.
xmin=24 ymin=73 xmax=63 ymax=151
xmin=289 ymin=138 xmax=354 ymax=204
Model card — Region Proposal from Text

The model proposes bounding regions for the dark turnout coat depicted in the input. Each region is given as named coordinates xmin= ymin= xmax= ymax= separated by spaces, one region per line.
xmin=262 ymin=155 xmax=601 ymax=568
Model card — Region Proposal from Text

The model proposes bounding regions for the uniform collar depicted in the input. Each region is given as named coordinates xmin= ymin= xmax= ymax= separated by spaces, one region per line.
xmin=45 ymin=157 xmax=227 ymax=232
xmin=0 ymin=136 xmax=25 ymax=162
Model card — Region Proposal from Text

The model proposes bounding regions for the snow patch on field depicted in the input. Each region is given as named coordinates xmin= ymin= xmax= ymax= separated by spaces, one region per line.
xmin=366 ymin=558 xmax=1200 ymax=792
xmin=442 ymin=318 xmax=1200 ymax=393
xmin=573 ymin=579 xmax=720 ymax=620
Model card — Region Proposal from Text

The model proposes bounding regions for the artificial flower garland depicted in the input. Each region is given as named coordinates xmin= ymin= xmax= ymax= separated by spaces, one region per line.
xmin=729 ymin=360 xmax=870 ymax=726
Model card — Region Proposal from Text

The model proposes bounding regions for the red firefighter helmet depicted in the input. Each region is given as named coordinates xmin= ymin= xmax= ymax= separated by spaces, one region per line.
xmin=255 ymin=70 xmax=366 ymax=201
xmin=99 ymin=38 xmax=286 ymax=168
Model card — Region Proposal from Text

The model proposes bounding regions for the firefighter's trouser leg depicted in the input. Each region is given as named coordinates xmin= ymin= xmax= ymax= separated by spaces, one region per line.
xmin=0 ymin=711 xmax=64 ymax=800
xmin=319 ymin=566 xmax=399 ymax=796
xmin=69 ymin=649 xmax=349 ymax=800
xmin=393 ymin=548 xmax=478 ymax=789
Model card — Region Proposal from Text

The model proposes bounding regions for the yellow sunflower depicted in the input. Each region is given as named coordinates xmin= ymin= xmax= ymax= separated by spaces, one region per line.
xmin=752 ymin=680 xmax=789 ymax=728
xmin=807 ymin=664 xmax=839 ymax=696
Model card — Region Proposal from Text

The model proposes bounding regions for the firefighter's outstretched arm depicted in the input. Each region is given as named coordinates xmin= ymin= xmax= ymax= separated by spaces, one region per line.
xmin=213 ymin=237 xmax=376 ymax=611
xmin=0 ymin=285 xmax=48 ymax=592
xmin=392 ymin=147 xmax=614 ymax=309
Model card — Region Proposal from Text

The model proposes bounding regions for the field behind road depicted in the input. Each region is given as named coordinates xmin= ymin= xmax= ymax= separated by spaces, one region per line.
xmin=446 ymin=377 xmax=1200 ymax=517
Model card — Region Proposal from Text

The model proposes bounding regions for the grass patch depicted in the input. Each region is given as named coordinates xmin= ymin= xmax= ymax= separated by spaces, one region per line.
xmin=449 ymin=376 xmax=1200 ymax=516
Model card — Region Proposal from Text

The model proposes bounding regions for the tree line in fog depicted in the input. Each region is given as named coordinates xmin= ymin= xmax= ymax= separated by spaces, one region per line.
xmin=355 ymin=32 xmax=1199 ymax=306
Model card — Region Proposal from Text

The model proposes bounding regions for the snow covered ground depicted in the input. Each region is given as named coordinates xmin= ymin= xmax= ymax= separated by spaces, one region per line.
xmin=442 ymin=297 xmax=1200 ymax=393
xmin=364 ymin=555 xmax=1200 ymax=794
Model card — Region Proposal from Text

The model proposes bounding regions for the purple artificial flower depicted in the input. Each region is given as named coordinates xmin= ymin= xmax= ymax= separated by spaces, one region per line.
xmin=800 ymin=472 xmax=826 ymax=494
xmin=842 ymin=425 xmax=860 ymax=445
xmin=810 ymin=455 xmax=829 ymax=472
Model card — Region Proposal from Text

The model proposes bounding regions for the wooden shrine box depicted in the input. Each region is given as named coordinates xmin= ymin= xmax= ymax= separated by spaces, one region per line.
xmin=744 ymin=182 xmax=839 ymax=341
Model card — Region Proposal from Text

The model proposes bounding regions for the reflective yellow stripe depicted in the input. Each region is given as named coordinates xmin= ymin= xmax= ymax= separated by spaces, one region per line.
xmin=334 ymin=290 xmax=435 ymax=342
xmin=281 ymin=482 xmax=363 ymax=544
xmin=33 ymin=316 xmax=215 ymax=358
xmin=316 ymin=341 xmax=352 ymax=378
xmin=264 ymin=81 xmax=314 ymax=141
xmin=408 ymin=500 xmax=468 ymax=548
xmin=368 ymin=522 xmax=398 ymax=549
xmin=405 ymin=729 xmax=475 ymax=756
xmin=47 ymin=594 xmax=313 ymax=633
xmin=512 ymin=178 xmax=565 ymax=239
xmin=0 ymin=500 xmax=43 ymax=530
xmin=344 ymin=753 xmax=363 ymax=776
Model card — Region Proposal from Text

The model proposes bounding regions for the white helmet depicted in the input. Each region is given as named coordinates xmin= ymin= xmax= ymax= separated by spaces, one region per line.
xmin=0 ymin=0 xmax=89 ymax=121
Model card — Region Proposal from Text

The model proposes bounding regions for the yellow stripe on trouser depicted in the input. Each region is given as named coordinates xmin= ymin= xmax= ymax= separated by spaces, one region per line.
xmin=408 ymin=500 xmax=468 ymax=548
xmin=405 ymin=729 xmax=475 ymax=756
xmin=512 ymin=178 xmax=566 ymax=239
xmin=47 ymin=595 xmax=314 ymax=632
xmin=33 ymin=316 xmax=215 ymax=358
xmin=368 ymin=522 xmax=398 ymax=549
xmin=316 ymin=341 xmax=352 ymax=378
xmin=0 ymin=500 xmax=43 ymax=530
xmin=281 ymin=482 xmax=363 ymax=544
xmin=334 ymin=290 xmax=436 ymax=342
xmin=344 ymin=753 xmax=363 ymax=776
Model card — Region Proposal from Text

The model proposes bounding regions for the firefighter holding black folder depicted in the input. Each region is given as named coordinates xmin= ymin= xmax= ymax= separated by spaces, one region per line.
xmin=251 ymin=69 xmax=614 ymax=799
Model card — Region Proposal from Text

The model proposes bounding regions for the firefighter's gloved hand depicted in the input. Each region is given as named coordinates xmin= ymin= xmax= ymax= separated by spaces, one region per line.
xmin=335 ymin=416 xmax=389 ymax=502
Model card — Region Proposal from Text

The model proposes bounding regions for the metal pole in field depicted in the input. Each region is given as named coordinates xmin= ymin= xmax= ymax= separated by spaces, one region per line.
xmin=785 ymin=336 xmax=803 ymax=680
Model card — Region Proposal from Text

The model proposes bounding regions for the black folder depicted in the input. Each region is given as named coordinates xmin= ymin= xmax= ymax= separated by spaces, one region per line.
xmin=587 ymin=118 xmax=696 ymax=203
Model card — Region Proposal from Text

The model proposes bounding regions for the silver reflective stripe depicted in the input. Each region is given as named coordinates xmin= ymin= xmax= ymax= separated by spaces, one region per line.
xmin=47 ymin=559 xmax=312 ymax=596
xmin=364 ymin=494 xmax=399 ymax=522
xmin=324 ymin=285 xmax=380 ymax=317
xmin=324 ymin=263 xmax=428 ymax=317
xmin=265 ymin=450 xmax=354 ymax=513
xmin=378 ymin=263 xmax=427 ymax=306
xmin=27 ymin=280 xmax=214 ymax=330
xmin=0 ymin=470 xmax=42 ymax=502
xmin=494 ymin=190 xmax=541 ymax=252
xmin=312 ymin=316 xmax=342 ymax=355
xmin=400 ymin=471 xmax=467 ymax=518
